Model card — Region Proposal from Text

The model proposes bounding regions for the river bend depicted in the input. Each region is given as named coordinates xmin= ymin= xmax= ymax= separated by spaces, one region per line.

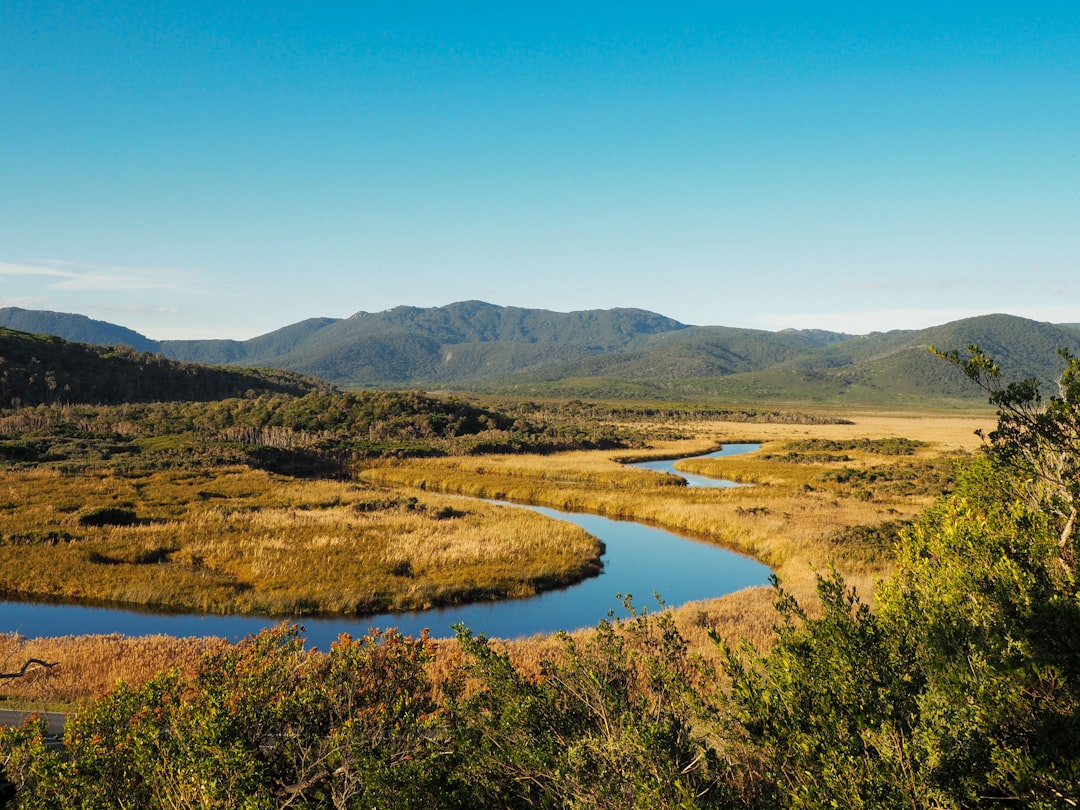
xmin=0 ymin=445 xmax=770 ymax=646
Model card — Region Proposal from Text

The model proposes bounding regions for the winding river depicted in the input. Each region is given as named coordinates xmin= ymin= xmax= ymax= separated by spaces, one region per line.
xmin=0 ymin=444 xmax=770 ymax=647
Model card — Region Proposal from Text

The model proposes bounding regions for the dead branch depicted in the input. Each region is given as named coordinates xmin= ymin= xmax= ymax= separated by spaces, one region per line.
xmin=0 ymin=658 xmax=58 ymax=682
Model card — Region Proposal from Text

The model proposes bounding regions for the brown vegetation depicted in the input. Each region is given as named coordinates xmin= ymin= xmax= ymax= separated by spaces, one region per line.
xmin=0 ymin=410 xmax=993 ymax=709
xmin=363 ymin=413 xmax=989 ymax=607
xmin=0 ymin=467 xmax=599 ymax=616
xmin=0 ymin=633 xmax=216 ymax=707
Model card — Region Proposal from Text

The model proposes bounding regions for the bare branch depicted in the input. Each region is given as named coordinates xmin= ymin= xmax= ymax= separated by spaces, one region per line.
xmin=0 ymin=658 xmax=58 ymax=682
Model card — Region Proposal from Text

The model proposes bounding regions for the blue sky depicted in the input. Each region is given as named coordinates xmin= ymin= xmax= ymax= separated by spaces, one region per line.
xmin=2 ymin=2 xmax=1078 ymax=339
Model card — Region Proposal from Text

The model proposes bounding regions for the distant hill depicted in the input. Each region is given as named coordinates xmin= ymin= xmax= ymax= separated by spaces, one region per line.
xmin=0 ymin=328 xmax=326 ymax=407
xmin=3 ymin=304 xmax=1079 ymax=406
xmin=0 ymin=307 xmax=158 ymax=352
xmin=0 ymin=301 xmax=694 ymax=387
xmin=164 ymin=301 xmax=692 ymax=385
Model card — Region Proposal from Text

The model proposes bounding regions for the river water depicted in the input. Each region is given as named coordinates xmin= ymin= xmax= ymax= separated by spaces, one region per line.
xmin=0 ymin=445 xmax=769 ymax=646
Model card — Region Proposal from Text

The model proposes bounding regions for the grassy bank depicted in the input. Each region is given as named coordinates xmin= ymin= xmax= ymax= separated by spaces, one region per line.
xmin=362 ymin=413 xmax=990 ymax=608
xmin=357 ymin=411 xmax=995 ymax=675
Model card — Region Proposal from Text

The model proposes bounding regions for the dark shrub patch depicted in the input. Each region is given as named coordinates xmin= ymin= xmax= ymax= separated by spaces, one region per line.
xmin=78 ymin=507 xmax=140 ymax=527
xmin=0 ymin=530 xmax=74 ymax=546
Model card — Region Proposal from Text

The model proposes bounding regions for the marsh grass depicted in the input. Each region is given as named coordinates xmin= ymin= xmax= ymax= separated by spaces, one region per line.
xmin=0 ymin=632 xmax=217 ymax=708
xmin=0 ymin=410 xmax=994 ymax=706
xmin=0 ymin=466 xmax=599 ymax=616
xmin=362 ymin=412 xmax=993 ymax=620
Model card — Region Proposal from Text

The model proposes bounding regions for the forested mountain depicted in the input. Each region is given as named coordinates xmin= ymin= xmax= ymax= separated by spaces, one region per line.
xmin=163 ymin=301 xmax=693 ymax=385
xmin=3 ymin=304 xmax=1079 ymax=405
xmin=458 ymin=314 xmax=1080 ymax=404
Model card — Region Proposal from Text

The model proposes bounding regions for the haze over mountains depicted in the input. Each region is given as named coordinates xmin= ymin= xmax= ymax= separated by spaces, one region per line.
xmin=2 ymin=302 xmax=1079 ymax=405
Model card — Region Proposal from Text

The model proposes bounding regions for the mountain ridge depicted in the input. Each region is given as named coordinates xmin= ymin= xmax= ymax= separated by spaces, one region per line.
xmin=2 ymin=304 xmax=1078 ymax=405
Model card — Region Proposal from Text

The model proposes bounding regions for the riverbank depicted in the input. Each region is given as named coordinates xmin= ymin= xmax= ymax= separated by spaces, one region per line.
xmin=0 ymin=410 xmax=992 ymax=707
xmin=363 ymin=413 xmax=988 ymax=608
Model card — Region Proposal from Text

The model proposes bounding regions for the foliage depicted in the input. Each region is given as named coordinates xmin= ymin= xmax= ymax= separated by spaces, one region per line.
xmin=0 ymin=392 xmax=641 ymax=476
xmin=0 ymin=327 xmax=322 ymax=408
xmin=721 ymin=572 xmax=922 ymax=809
xmin=448 ymin=601 xmax=737 ymax=809
xmin=879 ymin=462 xmax=1080 ymax=805
xmin=720 ymin=349 xmax=1080 ymax=807
xmin=77 ymin=507 xmax=140 ymax=527
xmin=0 ymin=625 xmax=457 ymax=809
xmin=931 ymin=344 xmax=1080 ymax=567
xmin=782 ymin=437 xmax=926 ymax=455
xmin=822 ymin=520 xmax=908 ymax=567
xmin=0 ymin=608 xmax=745 ymax=808
xmin=724 ymin=462 xmax=1080 ymax=807
xmin=814 ymin=457 xmax=959 ymax=498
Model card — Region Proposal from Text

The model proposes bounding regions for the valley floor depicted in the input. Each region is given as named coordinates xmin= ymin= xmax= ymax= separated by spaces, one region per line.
xmin=0 ymin=408 xmax=993 ymax=707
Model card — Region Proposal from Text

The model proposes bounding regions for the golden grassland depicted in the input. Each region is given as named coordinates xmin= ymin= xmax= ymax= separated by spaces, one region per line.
xmin=362 ymin=412 xmax=990 ymax=605
xmin=1 ymin=409 xmax=995 ymax=709
xmin=0 ymin=467 xmax=599 ymax=615
xmin=358 ymin=410 xmax=995 ymax=682
xmin=0 ymin=633 xmax=217 ymax=706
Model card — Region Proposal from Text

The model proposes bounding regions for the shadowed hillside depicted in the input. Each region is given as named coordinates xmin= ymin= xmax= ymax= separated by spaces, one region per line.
xmin=0 ymin=328 xmax=326 ymax=407
xmin=0 ymin=308 xmax=158 ymax=353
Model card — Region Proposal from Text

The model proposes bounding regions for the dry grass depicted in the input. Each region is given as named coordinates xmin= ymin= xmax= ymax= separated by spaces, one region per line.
xmin=0 ymin=632 xmax=217 ymax=708
xmin=0 ymin=467 xmax=599 ymax=615
xmin=0 ymin=410 xmax=994 ymax=706
xmin=365 ymin=411 xmax=994 ymax=658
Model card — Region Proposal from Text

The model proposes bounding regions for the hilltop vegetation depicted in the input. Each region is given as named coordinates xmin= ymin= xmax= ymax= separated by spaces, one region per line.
xmin=0 ymin=323 xmax=855 ymax=475
xmin=0 ymin=309 xmax=158 ymax=353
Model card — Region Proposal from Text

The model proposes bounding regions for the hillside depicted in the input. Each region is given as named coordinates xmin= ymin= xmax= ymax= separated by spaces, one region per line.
xmin=0 ymin=307 xmax=159 ymax=352
xmin=458 ymin=315 xmax=1080 ymax=406
xmin=3 ymin=304 xmax=1079 ymax=405
xmin=165 ymin=301 xmax=693 ymax=385
xmin=0 ymin=328 xmax=326 ymax=407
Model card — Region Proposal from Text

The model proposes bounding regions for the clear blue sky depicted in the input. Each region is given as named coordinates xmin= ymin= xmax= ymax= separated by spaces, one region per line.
xmin=2 ymin=2 xmax=1078 ymax=339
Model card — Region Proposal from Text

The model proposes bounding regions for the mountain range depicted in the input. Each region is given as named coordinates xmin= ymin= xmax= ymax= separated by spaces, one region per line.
xmin=3 ymin=303 xmax=1079 ymax=406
